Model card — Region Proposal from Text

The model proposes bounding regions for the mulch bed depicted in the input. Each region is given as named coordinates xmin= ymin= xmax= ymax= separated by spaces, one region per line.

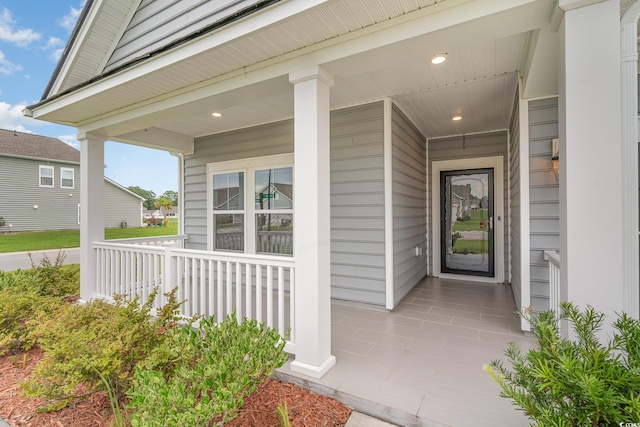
xmin=0 ymin=348 xmax=351 ymax=427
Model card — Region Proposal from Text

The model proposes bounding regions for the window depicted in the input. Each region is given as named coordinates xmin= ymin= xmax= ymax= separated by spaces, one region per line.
xmin=39 ymin=165 xmax=54 ymax=188
xmin=61 ymin=168 xmax=74 ymax=189
xmin=208 ymin=154 xmax=293 ymax=256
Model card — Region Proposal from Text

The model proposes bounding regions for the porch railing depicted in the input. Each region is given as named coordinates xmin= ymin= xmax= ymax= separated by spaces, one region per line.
xmin=93 ymin=240 xmax=296 ymax=353
xmin=544 ymin=250 xmax=561 ymax=327
xmin=108 ymin=234 xmax=188 ymax=248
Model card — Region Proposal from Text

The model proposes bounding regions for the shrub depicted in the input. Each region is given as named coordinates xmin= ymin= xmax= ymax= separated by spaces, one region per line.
xmin=0 ymin=287 xmax=63 ymax=356
xmin=28 ymin=251 xmax=79 ymax=297
xmin=485 ymin=302 xmax=640 ymax=426
xmin=21 ymin=288 xmax=182 ymax=404
xmin=127 ymin=314 xmax=289 ymax=427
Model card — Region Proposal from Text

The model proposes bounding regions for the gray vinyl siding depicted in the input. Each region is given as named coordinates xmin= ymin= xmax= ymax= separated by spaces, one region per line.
xmin=391 ymin=104 xmax=427 ymax=306
xmin=0 ymin=156 xmax=143 ymax=232
xmin=104 ymin=181 xmax=143 ymax=228
xmin=331 ymin=102 xmax=386 ymax=306
xmin=184 ymin=102 xmax=387 ymax=306
xmin=528 ymin=97 xmax=560 ymax=314
xmin=509 ymin=92 xmax=521 ymax=310
xmin=0 ymin=157 xmax=81 ymax=232
xmin=105 ymin=0 xmax=262 ymax=72
xmin=427 ymin=131 xmax=509 ymax=280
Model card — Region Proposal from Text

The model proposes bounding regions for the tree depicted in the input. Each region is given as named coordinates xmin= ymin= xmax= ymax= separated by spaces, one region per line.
xmin=154 ymin=197 xmax=173 ymax=226
xmin=160 ymin=190 xmax=178 ymax=206
xmin=128 ymin=186 xmax=156 ymax=210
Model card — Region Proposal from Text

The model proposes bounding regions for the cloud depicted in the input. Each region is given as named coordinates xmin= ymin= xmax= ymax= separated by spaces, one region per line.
xmin=0 ymin=101 xmax=44 ymax=131
xmin=58 ymin=2 xmax=86 ymax=33
xmin=0 ymin=50 xmax=22 ymax=75
xmin=0 ymin=8 xmax=41 ymax=48
xmin=42 ymin=37 xmax=65 ymax=61
xmin=57 ymin=134 xmax=81 ymax=149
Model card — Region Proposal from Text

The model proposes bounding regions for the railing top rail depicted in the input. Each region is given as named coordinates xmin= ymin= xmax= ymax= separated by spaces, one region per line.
xmin=172 ymin=247 xmax=296 ymax=267
xmin=543 ymin=250 xmax=560 ymax=266
xmin=107 ymin=234 xmax=188 ymax=244
xmin=92 ymin=241 xmax=295 ymax=267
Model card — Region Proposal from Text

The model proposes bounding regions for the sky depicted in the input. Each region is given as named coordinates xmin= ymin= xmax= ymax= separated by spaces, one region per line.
xmin=0 ymin=1 xmax=177 ymax=196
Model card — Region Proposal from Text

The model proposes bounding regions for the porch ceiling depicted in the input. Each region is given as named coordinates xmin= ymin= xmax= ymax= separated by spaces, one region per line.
xmin=30 ymin=0 xmax=557 ymax=148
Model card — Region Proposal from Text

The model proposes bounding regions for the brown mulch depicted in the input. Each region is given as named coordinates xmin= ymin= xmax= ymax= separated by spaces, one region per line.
xmin=0 ymin=348 xmax=351 ymax=427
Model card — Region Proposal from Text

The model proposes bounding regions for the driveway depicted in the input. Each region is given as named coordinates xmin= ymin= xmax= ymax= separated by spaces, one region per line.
xmin=0 ymin=248 xmax=80 ymax=272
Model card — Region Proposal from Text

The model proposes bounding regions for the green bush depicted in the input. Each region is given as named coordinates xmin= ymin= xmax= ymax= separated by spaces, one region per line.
xmin=485 ymin=302 xmax=640 ymax=426
xmin=21 ymin=288 xmax=182 ymax=405
xmin=28 ymin=251 xmax=79 ymax=297
xmin=0 ymin=287 xmax=64 ymax=356
xmin=127 ymin=314 xmax=289 ymax=427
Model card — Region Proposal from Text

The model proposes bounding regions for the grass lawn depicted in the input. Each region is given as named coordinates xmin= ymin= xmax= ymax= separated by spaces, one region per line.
xmin=453 ymin=239 xmax=489 ymax=254
xmin=0 ymin=220 xmax=178 ymax=253
xmin=452 ymin=208 xmax=488 ymax=232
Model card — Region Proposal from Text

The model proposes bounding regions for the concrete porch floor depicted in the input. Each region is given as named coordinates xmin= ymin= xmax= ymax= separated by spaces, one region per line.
xmin=275 ymin=276 xmax=538 ymax=427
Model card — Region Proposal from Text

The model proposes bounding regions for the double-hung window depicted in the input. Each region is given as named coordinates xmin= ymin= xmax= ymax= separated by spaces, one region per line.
xmin=39 ymin=165 xmax=54 ymax=188
xmin=61 ymin=167 xmax=74 ymax=189
xmin=208 ymin=154 xmax=293 ymax=256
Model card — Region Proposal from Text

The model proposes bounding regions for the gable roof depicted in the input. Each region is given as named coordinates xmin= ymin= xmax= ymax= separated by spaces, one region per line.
xmin=0 ymin=129 xmax=80 ymax=163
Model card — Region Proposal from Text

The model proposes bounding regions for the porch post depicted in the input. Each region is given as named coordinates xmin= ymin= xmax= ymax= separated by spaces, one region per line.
xmin=78 ymin=132 xmax=105 ymax=302
xmin=621 ymin=3 xmax=640 ymax=319
xmin=558 ymin=0 xmax=623 ymax=335
xmin=288 ymin=65 xmax=335 ymax=378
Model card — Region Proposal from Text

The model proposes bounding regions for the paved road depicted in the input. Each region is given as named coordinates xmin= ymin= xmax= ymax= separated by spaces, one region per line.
xmin=0 ymin=248 xmax=80 ymax=271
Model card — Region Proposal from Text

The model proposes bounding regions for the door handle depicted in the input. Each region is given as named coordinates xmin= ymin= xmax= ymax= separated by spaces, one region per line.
xmin=489 ymin=217 xmax=493 ymax=229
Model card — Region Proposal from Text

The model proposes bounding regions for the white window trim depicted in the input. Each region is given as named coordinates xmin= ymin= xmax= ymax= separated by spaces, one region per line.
xmin=61 ymin=167 xmax=75 ymax=189
xmin=78 ymin=204 xmax=81 ymax=225
xmin=39 ymin=165 xmax=54 ymax=188
xmin=207 ymin=153 xmax=294 ymax=255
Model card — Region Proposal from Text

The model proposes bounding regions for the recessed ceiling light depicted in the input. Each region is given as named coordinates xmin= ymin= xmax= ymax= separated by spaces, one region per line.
xmin=452 ymin=115 xmax=462 ymax=121
xmin=430 ymin=53 xmax=447 ymax=65
xmin=211 ymin=112 xmax=222 ymax=117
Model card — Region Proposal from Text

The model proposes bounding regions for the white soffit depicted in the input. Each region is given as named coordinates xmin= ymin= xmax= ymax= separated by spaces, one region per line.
xmin=34 ymin=0 xmax=555 ymax=144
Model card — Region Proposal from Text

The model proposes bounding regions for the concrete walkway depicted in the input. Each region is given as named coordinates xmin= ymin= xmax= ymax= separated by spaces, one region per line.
xmin=0 ymin=248 xmax=79 ymax=271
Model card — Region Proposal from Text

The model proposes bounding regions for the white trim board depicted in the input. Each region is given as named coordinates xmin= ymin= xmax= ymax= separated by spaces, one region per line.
xmin=431 ymin=156 xmax=505 ymax=284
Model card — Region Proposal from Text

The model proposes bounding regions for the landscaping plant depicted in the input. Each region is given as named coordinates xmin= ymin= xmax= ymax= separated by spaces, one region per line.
xmin=126 ymin=313 xmax=289 ymax=427
xmin=485 ymin=302 xmax=640 ymax=426
xmin=21 ymin=288 xmax=182 ymax=408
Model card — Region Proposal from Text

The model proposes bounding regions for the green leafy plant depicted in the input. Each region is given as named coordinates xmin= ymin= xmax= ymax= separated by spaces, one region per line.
xmin=485 ymin=302 xmax=640 ymax=426
xmin=0 ymin=287 xmax=64 ymax=356
xmin=276 ymin=401 xmax=292 ymax=427
xmin=127 ymin=313 xmax=289 ymax=427
xmin=28 ymin=251 xmax=79 ymax=297
xmin=0 ymin=216 xmax=5 ymax=228
xmin=21 ymin=288 xmax=182 ymax=405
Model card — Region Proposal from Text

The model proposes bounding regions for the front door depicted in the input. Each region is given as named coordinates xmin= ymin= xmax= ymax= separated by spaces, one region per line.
xmin=440 ymin=168 xmax=494 ymax=277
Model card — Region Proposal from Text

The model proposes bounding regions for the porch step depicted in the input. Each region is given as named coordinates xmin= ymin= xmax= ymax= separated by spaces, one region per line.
xmin=273 ymin=370 xmax=448 ymax=427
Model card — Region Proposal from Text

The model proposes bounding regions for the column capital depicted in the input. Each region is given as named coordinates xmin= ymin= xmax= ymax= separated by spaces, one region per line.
xmin=289 ymin=65 xmax=334 ymax=87
xmin=559 ymin=0 xmax=607 ymax=12
xmin=76 ymin=131 xmax=107 ymax=143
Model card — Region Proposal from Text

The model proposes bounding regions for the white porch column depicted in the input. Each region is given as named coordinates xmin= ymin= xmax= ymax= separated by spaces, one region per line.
xmin=78 ymin=132 xmax=105 ymax=302
xmin=621 ymin=2 xmax=640 ymax=319
xmin=558 ymin=0 xmax=623 ymax=335
xmin=288 ymin=65 xmax=335 ymax=378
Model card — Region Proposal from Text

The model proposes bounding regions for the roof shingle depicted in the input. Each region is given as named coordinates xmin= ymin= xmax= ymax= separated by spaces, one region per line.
xmin=0 ymin=128 xmax=80 ymax=163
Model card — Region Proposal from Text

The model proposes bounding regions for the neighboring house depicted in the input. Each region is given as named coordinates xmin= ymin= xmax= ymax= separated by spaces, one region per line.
xmin=0 ymin=129 xmax=144 ymax=231
xmin=25 ymin=0 xmax=640 ymax=381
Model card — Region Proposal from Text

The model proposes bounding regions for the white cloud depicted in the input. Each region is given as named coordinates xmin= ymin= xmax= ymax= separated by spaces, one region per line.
xmin=0 ymin=8 xmax=41 ymax=48
xmin=57 ymin=134 xmax=80 ymax=149
xmin=43 ymin=37 xmax=66 ymax=61
xmin=58 ymin=2 xmax=86 ymax=33
xmin=0 ymin=50 xmax=22 ymax=75
xmin=0 ymin=101 xmax=45 ymax=132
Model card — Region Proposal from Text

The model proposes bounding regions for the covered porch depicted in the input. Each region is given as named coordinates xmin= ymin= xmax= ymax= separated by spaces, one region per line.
xmin=277 ymin=276 xmax=536 ymax=427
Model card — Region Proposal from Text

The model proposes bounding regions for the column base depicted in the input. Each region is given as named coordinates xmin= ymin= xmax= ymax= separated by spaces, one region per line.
xmin=290 ymin=354 xmax=336 ymax=379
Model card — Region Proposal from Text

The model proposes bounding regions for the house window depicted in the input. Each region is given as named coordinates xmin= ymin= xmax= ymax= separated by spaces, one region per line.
xmin=208 ymin=154 xmax=293 ymax=256
xmin=61 ymin=168 xmax=74 ymax=189
xmin=39 ymin=165 xmax=54 ymax=187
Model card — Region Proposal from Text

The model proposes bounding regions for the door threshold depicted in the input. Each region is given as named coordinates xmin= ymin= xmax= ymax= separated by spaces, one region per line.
xmin=435 ymin=273 xmax=501 ymax=284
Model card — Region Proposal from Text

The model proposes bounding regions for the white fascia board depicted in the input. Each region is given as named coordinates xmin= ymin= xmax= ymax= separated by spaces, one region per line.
xmin=104 ymin=176 xmax=146 ymax=200
xmin=40 ymin=0 xmax=551 ymax=136
xmin=33 ymin=0 xmax=331 ymax=120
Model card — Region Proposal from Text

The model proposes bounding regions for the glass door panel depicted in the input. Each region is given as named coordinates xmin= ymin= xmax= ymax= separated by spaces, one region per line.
xmin=441 ymin=169 xmax=494 ymax=277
